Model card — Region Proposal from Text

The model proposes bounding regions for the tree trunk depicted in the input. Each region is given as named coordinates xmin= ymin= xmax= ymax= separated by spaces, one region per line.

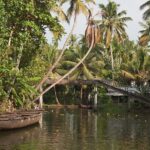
xmin=110 ymin=45 xmax=114 ymax=71
xmin=34 ymin=38 xmax=94 ymax=102
xmin=7 ymin=30 xmax=14 ymax=48
xmin=16 ymin=44 xmax=23 ymax=69
xmin=35 ymin=15 xmax=77 ymax=91
xmin=7 ymin=26 xmax=15 ymax=48
xmin=110 ymin=45 xmax=114 ymax=80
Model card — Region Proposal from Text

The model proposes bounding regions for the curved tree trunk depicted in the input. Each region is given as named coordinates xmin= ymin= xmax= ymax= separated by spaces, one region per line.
xmin=34 ymin=39 xmax=94 ymax=102
xmin=35 ymin=15 xmax=77 ymax=91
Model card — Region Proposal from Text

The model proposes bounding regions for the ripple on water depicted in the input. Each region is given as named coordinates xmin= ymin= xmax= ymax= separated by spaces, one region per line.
xmin=1 ymin=109 xmax=150 ymax=150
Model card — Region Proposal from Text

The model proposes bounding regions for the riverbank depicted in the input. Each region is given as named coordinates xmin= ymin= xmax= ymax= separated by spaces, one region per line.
xmin=44 ymin=104 xmax=78 ymax=109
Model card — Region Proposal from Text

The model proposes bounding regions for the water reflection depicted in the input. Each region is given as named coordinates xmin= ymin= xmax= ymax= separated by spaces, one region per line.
xmin=0 ymin=125 xmax=42 ymax=150
xmin=0 ymin=109 xmax=150 ymax=150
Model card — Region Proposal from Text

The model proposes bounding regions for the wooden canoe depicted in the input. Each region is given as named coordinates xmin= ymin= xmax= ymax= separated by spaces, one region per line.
xmin=0 ymin=111 xmax=42 ymax=130
xmin=79 ymin=104 xmax=93 ymax=109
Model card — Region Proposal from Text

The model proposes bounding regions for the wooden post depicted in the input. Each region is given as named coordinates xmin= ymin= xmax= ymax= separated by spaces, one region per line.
xmin=94 ymin=85 xmax=98 ymax=109
xmin=80 ymin=86 xmax=83 ymax=103
xmin=88 ymin=93 xmax=91 ymax=103
xmin=128 ymin=97 xmax=134 ymax=109
xmin=39 ymin=86 xmax=43 ymax=108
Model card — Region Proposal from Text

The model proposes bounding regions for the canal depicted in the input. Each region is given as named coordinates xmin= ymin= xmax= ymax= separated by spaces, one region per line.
xmin=0 ymin=108 xmax=150 ymax=150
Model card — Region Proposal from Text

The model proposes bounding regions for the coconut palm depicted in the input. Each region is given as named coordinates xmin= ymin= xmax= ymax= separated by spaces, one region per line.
xmin=35 ymin=0 xmax=95 ymax=91
xmin=98 ymin=1 xmax=132 ymax=71
xmin=112 ymin=40 xmax=135 ymax=70
xmin=121 ymin=46 xmax=150 ymax=83
xmin=56 ymin=35 xmax=105 ymax=104
xmin=34 ymin=12 xmax=101 ymax=101
xmin=139 ymin=21 xmax=150 ymax=46
xmin=140 ymin=0 xmax=150 ymax=20
xmin=52 ymin=2 xmax=69 ymax=23
xmin=57 ymin=36 xmax=105 ymax=80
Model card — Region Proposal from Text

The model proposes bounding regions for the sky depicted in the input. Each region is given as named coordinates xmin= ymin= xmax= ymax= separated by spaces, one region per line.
xmin=46 ymin=0 xmax=146 ymax=47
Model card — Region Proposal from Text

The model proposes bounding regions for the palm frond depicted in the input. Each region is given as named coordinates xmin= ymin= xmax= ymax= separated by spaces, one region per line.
xmin=121 ymin=70 xmax=135 ymax=80
xmin=140 ymin=1 xmax=150 ymax=10
xmin=83 ymin=65 xmax=94 ymax=79
xmin=143 ymin=8 xmax=150 ymax=20
xmin=62 ymin=60 xmax=77 ymax=67
xmin=53 ymin=5 xmax=69 ymax=23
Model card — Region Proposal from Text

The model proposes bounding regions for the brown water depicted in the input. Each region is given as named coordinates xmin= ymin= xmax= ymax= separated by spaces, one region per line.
xmin=0 ymin=108 xmax=150 ymax=150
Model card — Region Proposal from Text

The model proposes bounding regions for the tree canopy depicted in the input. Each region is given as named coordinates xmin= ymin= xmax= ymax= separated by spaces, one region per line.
xmin=0 ymin=0 xmax=150 ymax=110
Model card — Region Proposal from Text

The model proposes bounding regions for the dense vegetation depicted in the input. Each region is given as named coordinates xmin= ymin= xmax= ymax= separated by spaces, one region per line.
xmin=0 ymin=0 xmax=150 ymax=111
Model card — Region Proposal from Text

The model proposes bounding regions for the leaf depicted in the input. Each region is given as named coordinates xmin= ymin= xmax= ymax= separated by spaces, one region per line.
xmin=121 ymin=70 xmax=135 ymax=80
xmin=83 ymin=64 xmax=94 ymax=79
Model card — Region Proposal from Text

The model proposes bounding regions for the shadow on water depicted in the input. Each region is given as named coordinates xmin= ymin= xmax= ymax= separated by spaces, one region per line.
xmin=1 ymin=109 xmax=150 ymax=150
xmin=0 ymin=125 xmax=41 ymax=150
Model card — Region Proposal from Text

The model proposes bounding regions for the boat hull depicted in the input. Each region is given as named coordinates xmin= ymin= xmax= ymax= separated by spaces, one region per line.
xmin=0 ymin=111 xmax=41 ymax=130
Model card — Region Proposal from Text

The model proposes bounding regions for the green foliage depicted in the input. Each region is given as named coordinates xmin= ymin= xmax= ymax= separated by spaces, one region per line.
xmin=57 ymin=36 xmax=106 ymax=79
xmin=0 ymin=0 xmax=149 ymax=110
xmin=98 ymin=1 xmax=132 ymax=47
xmin=0 ymin=0 xmax=63 ymax=110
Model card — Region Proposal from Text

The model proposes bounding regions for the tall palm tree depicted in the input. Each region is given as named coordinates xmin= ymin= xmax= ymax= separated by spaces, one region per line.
xmin=140 ymin=0 xmax=150 ymax=20
xmin=35 ymin=0 xmax=95 ymax=91
xmin=98 ymin=1 xmax=132 ymax=71
xmin=139 ymin=21 xmax=150 ymax=46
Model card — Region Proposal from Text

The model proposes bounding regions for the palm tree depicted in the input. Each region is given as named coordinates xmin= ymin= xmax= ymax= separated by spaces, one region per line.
xmin=58 ymin=36 xmax=105 ymax=80
xmin=34 ymin=12 xmax=101 ymax=102
xmin=111 ymin=39 xmax=135 ymax=71
xmin=121 ymin=46 xmax=150 ymax=84
xmin=52 ymin=2 xmax=69 ymax=23
xmin=140 ymin=0 xmax=150 ymax=20
xmin=139 ymin=21 xmax=150 ymax=46
xmin=56 ymin=36 xmax=104 ymax=104
xmin=98 ymin=1 xmax=132 ymax=71
xmin=35 ymin=0 xmax=95 ymax=91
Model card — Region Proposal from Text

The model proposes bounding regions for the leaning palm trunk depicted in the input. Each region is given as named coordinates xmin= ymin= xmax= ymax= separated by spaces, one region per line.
xmin=35 ymin=15 xmax=77 ymax=91
xmin=34 ymin=39 xmax=94 ymax=101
